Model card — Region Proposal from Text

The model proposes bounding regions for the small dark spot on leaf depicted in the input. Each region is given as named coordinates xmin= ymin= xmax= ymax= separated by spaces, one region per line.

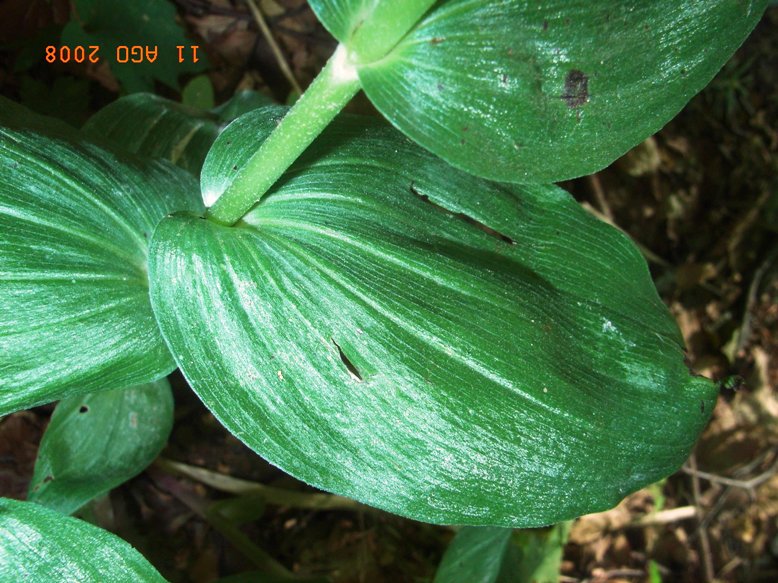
xmin=232 ymin=165 xmax=238 ymax=171
xmin=460 ymin=138 xmax=466 ymax=145
xmin=681 ymin=67 xmax=688 ymax=76
xmin=43 ymin=475 xmax=54 ymax=483
xmin=410 ymin=183 xmax=516 ymax=245
xmin=500 ymin=74 xmax=509 ymax=86
xmin=331 ymin=338 xmax=363 ymax=381
xmin=542 ymin=20 xmax=549 ymax=31
xmin=436 ymin=82 xmax=444 ymax=92
xmin=561 ymin=69 xmax=589 ymax=109
xmin=430 ymin=37 xmax=445 ymax=45
xmin=79 ymin=405 xmax=88 ymax=414
xmin=462 ymin=126 xmax=469 ymax=133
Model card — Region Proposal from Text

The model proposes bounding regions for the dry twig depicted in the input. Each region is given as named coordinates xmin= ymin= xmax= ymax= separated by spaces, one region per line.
xmin=245 ymin=0 xmax=302 ymax=94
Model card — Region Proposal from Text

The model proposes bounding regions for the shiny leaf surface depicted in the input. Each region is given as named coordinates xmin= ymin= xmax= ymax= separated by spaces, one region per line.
xmin=149 ymin=109 xmax=716 ymax=526
xmin=0 ymin=498 xmax=165 ymax=582
xmin=83 ymin=91 xmax=272 ymax=176
xmin=28 ymin=379 xmax=174 ymax=515
xmin=311 ymin=0 xmax=766 ymax=182
xmin=0 ymin=113 xmax=202 ymax=414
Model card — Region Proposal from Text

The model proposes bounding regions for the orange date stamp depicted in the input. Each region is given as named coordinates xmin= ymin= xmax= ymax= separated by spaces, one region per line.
xmin=45 ymin=45 xmax=201 ymax=64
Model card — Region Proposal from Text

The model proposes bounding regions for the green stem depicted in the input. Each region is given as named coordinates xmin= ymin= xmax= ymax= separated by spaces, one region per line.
xmin=207 ymin=44 xmax=361 ymax=225
xmin=348 ymin=0 xmax=438 ymax=65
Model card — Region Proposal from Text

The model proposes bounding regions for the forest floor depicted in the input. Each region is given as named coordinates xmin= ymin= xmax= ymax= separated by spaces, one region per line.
xmin=0 ymin=2 xmax=777 ymax=582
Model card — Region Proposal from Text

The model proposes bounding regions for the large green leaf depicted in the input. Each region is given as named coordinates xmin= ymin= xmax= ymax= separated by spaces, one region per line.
xmin=28 ymin=379 xmax=174 ymax=515
xmin=0 ymin=498 xmax=165 ymax=582
xmin=0 ymin=110 xmax=202 ymax=415
xmin=61 ymin=0 xmax=207 ymax=93
xmin=310 ymin=0 xmax=766 ymax=182
xmin=149 ymin=108 xmax=716 ymax=526
xmin=83 ymin=91 xmax=273 ymax=176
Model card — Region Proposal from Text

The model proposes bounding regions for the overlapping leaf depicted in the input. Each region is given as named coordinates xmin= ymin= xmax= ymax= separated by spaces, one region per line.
xmin=310 ymin=0 xmax=766 ymax=182
xmin=433 ymin=524 xmax=569 ymax=583
xmin=0 ymin=498 xmax=165 ymax=582
xmin=28 ymin=379 xmax=174 ymax=515
xmin=0 ymin=108 xmax=202 ymax=414
xmin=149 ymin=108 xmax=716 ymax=526
xmin=433 ymin=527 xmax=515 ymax=583
xmin=83 ymin=91 xmax=272 ymax=176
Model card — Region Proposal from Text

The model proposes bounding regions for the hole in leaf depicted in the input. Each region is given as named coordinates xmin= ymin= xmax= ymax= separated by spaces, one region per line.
xmin=561 ymin=69 xmax=589 ymax=109
xmin=410 ymin=183 xmax=516 ymax=245
xmin=331 ymin=338 xmax=363 ymax=382
xmin=79 ymin=405 xmax=89 ymax=414
xmin=43 ymin=475 xmax=54 ymax=483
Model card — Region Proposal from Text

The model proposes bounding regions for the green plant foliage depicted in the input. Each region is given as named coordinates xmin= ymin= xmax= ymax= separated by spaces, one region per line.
xmin=513 ymin=523 xmax=570 ymax=583
xmin=182 ymin=74 xmax=215 ymax=110
xmin=310 ymin=0 xmax=766 ymax=183
xmin=83 ymin=91 xmax=273 ymax=176
xmin=27 ymin=379 xmax=174 ymax=515
xmin=19 ymin=75 xmax=91 ymax=128
xmin=83 ymin=93 xmax=219 ymax=175
xmin=434 ymin=523 xmax=569 ymax=583
xmin=148 ymin=108 xmax=716 ymax=527
xmin=0 ymin=497 xmax=165 ymax=582
xmin=433 ymin=527 xmax=515 ymax=583
xmin=61 ymin=0 xmax=207 ymax=93
xmin=0 ymin=108 xmax=202 ymax=415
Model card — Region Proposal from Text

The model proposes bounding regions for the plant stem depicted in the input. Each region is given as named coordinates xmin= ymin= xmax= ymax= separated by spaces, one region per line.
xmin=206 ymin=44 xmax=360 ymax=225
xmin=155 ymin=457 xmax=367 ymax=512
xmin=348 ymin=0 xmax=438 ymax=65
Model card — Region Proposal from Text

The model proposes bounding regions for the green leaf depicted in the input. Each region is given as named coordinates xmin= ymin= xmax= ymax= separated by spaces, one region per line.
xmin=434 ymin=523 xmax=568 ymax=583
xmin=182 ymin=74 xmax=215 ymax=110
xmin=61 ymin=0 xmax=207 ymax=93
xmin=0 ymin=109 xmax=202 ymax=415
xmin=433 ymin=527 xmax=515 ymax=583
xmin=83 ymin=93 xmax=219 ymax=176
xmin=149 ymin=109 xmax=716 ymax=527
xmin=0 ymin=497 xmax=166 ymax=582
xmin=28 ymin=379 xmax=174 ymax=515
xmin=513 ymin=523 xmax=570 ymax=583
xmin=311 ymin=0 xmax=766 ymax=183
xmin=19 ymin=75 xmax=91 ymax=128
xmin=83 ymin=91 xmax=273 ymax=176
xmin=212 ymin=91 xmax=274 ymax=121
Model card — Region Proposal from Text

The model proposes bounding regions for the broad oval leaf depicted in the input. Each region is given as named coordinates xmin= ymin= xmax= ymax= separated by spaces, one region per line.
xmin=310 ymin=0 xmax=766 ymax=182
xmin=149 ymin=109 xmax=716 ymax=526
xmin=0 ymin=113 xmax=202 ymax=415
xmin=83 ymin=91 xmax=273 ymax=176
xmin=0 ymin=497 xmax=165 ymax=582
xmin=28 ymin=379 xmax=174 ymax=515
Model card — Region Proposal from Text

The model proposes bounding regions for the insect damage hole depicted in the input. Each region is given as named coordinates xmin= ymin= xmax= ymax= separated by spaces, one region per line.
xmin=409 ymin=183 xmax=516 ymax=245
xmin=79 ymin=405 xmax=89 ymax=413
xmin=561 ymin=69 xmax=589 ymax=109
xmin=331 ymin=338 xmax=363 ymax=382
